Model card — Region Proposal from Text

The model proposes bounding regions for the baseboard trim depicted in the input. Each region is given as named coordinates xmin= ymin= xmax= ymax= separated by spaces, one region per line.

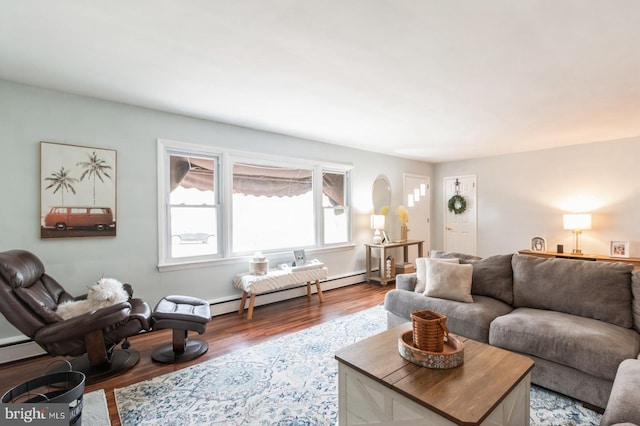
xmin=0 ymin=272 xmax=368 ymax=365
xmin=0 ymin=341 xmax=47 ymax=365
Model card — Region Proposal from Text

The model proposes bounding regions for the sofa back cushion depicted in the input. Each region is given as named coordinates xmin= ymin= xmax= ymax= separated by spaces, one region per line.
xmin=512 ymin=254 xmax=634 ymax=328
xmin=633 ymin=270 xmax=640 ymax=333
xmin=431 ymin=251 xmax=514 ymax=304
xmin=466 ymin=254 xmax=514 ymax=305
xmin=431 ymin=250 xmax=481 ymax=262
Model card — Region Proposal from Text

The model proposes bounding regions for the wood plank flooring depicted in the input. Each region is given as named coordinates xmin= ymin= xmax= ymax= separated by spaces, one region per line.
xmin=0 ymin=282 xmax=392 ymax=426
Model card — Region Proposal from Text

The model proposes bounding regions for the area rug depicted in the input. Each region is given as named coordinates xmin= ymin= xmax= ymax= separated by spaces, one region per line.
xmin=83 ymin=389 xmax=111 ymax=426
xmin=115 ymin=305 xmax=602 ymax=425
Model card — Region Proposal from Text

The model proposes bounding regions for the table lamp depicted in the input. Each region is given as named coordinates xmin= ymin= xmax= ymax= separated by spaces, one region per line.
xmin=370 ymin=214 xmax=385 ymax=244
xmin=563 ymin=213 xmax=592 ymax=255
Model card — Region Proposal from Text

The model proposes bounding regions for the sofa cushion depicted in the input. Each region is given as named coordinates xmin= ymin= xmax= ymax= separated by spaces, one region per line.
xmin=600 ymin=359 xmax=640 ymax=426
xmin=431 ymin=251 xmax=513 ymax=304
xmin=466 ymin=254 xmax=514 ymax=305
xmin=431 ymin=250 xmax=482 ymax=262
xmin=512 ymin=254 xmax=634 ymax=328
xmin=414 ymin=257 xmax=459 ymax=293
xmin=424 ymin=260 xmax=473 ymax=303
xmin=384 ymin=290 xmax=512 ymax=343
xmin=632 ymin=270 xmax=640 ymax=333
xmin=490 ymin=308 xmax=640 ymax=382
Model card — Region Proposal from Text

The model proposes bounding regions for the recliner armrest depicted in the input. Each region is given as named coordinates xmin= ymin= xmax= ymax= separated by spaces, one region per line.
xmin=128 ymin=298 xmax=152 ymax=331
xmin=35 ymin=302 xmax=132 ymax=344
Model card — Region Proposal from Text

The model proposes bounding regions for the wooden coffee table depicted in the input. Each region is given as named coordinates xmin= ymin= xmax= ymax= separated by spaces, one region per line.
xmin=335 ymin=323 xmax=535 ymax=426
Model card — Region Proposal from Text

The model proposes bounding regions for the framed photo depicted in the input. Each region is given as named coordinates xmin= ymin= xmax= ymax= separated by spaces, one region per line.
xmin=40 ymin=142 xmax=117 ymax=239
xmin=530 ymin=236 xmax=546 ymax=252
xmin=610 ymin=241 xmax=629 ymax=258
xmin=293 ymin=250 xmax=306 ymax=266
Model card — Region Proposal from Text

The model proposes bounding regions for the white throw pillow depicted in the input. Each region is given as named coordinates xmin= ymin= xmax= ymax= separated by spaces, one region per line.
xmin=424 ymin=259 xmax=474 ymax=303
xmin=414 ymin=257 xmax=459 ymax=293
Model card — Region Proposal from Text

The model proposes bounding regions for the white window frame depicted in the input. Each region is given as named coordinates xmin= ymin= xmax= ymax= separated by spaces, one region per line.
xmin=157 ymin=139 xmax=353 ymax=270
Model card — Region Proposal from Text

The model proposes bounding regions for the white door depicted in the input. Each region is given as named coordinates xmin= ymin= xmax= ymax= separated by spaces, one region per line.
xmin=444 ymin=175 xmax=477 ymax=255
xmin=404 ymin=174 xmax=430 ymax=254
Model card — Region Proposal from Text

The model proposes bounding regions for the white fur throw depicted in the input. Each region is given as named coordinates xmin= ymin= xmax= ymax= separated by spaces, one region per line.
xmin=56 ymin=278 xmax=129 ymax=320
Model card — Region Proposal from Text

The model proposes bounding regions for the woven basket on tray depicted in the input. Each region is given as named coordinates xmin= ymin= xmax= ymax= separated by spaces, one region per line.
xmin=411 ymin=310 xmax=449 ymax=352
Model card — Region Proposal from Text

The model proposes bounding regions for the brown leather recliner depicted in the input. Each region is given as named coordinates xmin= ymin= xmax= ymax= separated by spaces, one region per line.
xmin=0 ymin=249 xmax=152 ymax=384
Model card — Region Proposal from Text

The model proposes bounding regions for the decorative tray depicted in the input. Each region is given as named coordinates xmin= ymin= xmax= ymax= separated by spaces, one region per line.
xmin=398 ymin=331 xmax=464 ymax=369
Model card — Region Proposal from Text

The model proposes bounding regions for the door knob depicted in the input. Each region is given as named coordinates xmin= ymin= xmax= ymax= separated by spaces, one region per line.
xmin=446 ymin=227 xmax=453 ymax=231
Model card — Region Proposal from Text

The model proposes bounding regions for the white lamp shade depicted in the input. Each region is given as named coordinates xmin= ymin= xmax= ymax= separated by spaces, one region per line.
xmin=370 ymin=214 xmax=385 ymax=230
xmin=563 ymin=213 xmax=592 ymax=231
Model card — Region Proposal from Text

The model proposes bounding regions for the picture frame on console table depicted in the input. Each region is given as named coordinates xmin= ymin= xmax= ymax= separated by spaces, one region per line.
xmin=610 ymin=241 xmax=630 ymax=258
xmin=293 ymin=249 xmax=306 ymax=266
xmin=530 ymin=236 xmax=546 ymax=252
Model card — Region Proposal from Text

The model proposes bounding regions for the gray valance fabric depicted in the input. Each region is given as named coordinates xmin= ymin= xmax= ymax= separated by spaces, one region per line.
xmin=169 ymin=156 xmax=344 ymax=206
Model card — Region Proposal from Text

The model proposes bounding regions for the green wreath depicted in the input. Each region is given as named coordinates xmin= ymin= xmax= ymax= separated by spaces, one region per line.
xmin=448 ymin=194 xmax=467 ymax=214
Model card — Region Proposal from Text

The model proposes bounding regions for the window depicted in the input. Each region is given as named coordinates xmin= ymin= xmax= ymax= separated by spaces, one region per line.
xmin=158 ymin=139 xmax=352 ymax=267
xmin=232 ymin=163 xmax=314 ymax=253
xmin=322 ymin=170 xmax=349 ymax=245
xmin=159 ymin=144 xmax=221 ymax=262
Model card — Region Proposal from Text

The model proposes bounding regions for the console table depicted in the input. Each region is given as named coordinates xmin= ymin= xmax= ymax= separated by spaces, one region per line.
xmin=519 ymin=250 xmax=640 ymax=270
xmin=364 ymin=240 xmax=424 ymax=286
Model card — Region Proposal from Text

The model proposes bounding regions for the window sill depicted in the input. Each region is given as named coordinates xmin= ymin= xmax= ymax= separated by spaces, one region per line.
xmin=157 ymin=243 xmax=356 ymax=272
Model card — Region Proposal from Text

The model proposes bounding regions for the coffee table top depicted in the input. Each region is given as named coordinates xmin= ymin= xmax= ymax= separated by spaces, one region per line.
xmin=335 ymin=322 xmax=534 ymax=425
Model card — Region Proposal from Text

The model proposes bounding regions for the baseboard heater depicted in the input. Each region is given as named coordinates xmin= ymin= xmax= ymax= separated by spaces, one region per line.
xmin=209 ymin=271 xmax=366 ymax=317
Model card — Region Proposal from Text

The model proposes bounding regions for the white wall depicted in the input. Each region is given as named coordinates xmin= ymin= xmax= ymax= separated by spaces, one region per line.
xmin=433 ymin=138 xmax=640 ymax=257
xmin=0 ymin=79 xmax=432 ymax=342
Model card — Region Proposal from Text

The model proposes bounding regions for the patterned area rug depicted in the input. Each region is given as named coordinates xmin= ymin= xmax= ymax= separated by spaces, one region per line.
xmin=115 ymin=304 xmax=602 ymax=425
xmin=83 ymin=389 xmax=111 ymax=426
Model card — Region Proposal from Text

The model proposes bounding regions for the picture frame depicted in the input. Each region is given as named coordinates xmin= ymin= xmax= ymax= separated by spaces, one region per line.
xmin=293 ymin=249 xmax=306 ymax=266
xmin=530 ymin=236 xmax=546 ymax=252
xmin=610 ymin=241 xmax=630 ymax=258
xmin=40 ymin=141 xmax=117 ymax=239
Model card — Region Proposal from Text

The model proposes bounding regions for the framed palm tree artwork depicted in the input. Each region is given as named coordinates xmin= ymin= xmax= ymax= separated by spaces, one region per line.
xmin=40 ymin=141 xmax=117 ymax=238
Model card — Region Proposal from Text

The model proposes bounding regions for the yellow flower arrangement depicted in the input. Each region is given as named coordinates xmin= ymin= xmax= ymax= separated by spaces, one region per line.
xmin=397 ymin=205 xmax=409 ymax=224
xmin=379 ymin=205 xmax=389 ymax=215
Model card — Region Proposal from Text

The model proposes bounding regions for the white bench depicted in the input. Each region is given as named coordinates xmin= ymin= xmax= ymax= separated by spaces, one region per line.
xmin=234 ymin=264 xmax=327 ymax=320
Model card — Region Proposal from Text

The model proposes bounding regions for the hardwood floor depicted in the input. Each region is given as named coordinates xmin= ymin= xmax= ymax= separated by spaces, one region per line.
xmin=0 ymin=282 xmax=392 ymax=425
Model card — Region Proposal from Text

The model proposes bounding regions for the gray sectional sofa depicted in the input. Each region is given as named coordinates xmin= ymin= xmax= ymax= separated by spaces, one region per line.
xmin=384 ymin=251 xmax=640 ymax=420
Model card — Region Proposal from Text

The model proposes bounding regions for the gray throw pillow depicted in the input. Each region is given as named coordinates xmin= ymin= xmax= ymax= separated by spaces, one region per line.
xmin=465 ymin=254 xmax=514 ymax=305
xmin=424 ymin=260 xmax=474 ymax=303
xmin=414 ymin=257 xmax=459 ymax=293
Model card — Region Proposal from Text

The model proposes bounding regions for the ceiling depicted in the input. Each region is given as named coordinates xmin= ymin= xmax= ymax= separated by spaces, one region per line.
xmin=2 ymin=1 xmax=640 ymax=162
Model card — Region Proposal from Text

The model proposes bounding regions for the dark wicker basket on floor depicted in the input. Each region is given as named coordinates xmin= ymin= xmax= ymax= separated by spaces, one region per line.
xmin=411 ymin=310 xmax=449 ymax=352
